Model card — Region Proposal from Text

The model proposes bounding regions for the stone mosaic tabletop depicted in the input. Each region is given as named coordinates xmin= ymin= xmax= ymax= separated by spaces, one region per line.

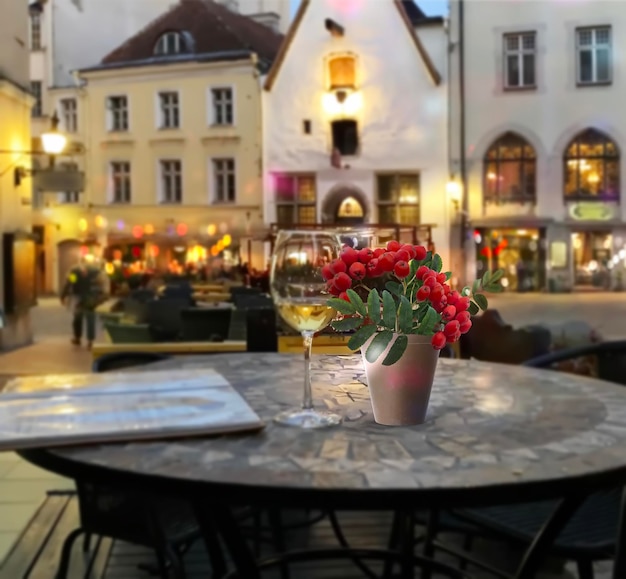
xmin=48 ymin=354 xmax=626 ymax=495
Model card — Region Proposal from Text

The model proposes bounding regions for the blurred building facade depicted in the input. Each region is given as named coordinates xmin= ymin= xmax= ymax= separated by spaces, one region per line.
xmin=29 ymin=0 xmax=287 ymax=292
xmin=450 ymin=0 xmax=626 ymax=292
xmin=262 ymin=0 xmax=454 ymax=268
xmin=0 ymin=0 xmax=35 ymax=348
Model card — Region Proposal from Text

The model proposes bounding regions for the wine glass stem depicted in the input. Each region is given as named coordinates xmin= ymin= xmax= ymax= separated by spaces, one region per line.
xmin=302 ymin=331 xmax=314 ymax=410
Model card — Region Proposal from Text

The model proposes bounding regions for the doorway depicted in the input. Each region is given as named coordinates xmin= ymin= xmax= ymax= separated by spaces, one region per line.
xmin=321 ymin=185 xmax=368 ymax=225
xmin=572 ymin=231 xmax=612 ymax=289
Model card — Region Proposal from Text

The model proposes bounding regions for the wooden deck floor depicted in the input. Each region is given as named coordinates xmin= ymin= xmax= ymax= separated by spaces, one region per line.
xmin=0 ymin=491 xmax=612 ymax=579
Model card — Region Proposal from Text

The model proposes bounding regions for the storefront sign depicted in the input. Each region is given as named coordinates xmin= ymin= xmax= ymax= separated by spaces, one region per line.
xmin=568 ymin=202 xmax=616 ymax=221
xmin=549 ymin=241 xmax=568 ymax=269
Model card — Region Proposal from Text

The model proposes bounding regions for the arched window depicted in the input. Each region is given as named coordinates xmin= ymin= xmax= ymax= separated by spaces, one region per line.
xmin=484 ymin=132 xmax=536 ymax=202
xmin=154 ymin=31 xmax=186 ymax=55
xmin=564 ymin=129 xmax=619 ymax=200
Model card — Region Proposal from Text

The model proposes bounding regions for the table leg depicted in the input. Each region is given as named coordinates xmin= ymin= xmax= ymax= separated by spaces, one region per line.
xmin=612 ymin=486 xmax=626 ymax=579
xmin=194 ymin=501 xmax=258 ymax=579
xmin=513 ymin=494 xmax=586 ymax=579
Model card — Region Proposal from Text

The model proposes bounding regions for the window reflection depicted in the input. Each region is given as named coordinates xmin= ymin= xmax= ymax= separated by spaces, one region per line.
xmin=563 ymin=129 xmax=619 ymax=200
xmin=483 ymin=133 xmax=536 ymax=202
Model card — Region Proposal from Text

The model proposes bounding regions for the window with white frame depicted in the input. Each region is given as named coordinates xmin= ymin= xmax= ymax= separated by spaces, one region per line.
xmin=60 ymin=98 xmax=77 ymax=133
xmin=59 ymin=191 xmax=79 ymax=204
xmin=576 ymin=26 xmax=611 ymax=85
xmin=211 ymin=88 xmax=233 ymax=125
xmin=154 ymin=31 xmax=186 ymax=55
xmin=158 ymin=92 xmax=180 ymax=128
xmin=110 ymin=161 xmax=131 ymax=203
xmin=106 ymin=95 xmax=128 ymax=131
xmin=212 ymin=159 xmax=236 ymax=203
xmin=160 ymin=160 xmax=182 ymax=203
xmin=31 ymin=81 xmax=42 ymax=117
xmin=30 ymin=12 xmax=42 ymax=50
xmin=503 ymin=32 xmax=536 ymax=89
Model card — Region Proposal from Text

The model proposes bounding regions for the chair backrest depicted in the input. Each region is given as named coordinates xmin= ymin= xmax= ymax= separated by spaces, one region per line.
xmin=92 ymin=352 xmax=170 ymax=373
xmin=146 ymin=298 xmax=190 ymax=341
xmin=246 ymin=308 xmax=278 ymax=352
xmin=104 ymin=322 xmax=153 ymax=344
xmin=122 ymin=297 xmax=150 ymax=324
xmin=227 ymin=308 xmax=248 ymax=341
xmin=180 ymin=307 xmax=232 ymax=342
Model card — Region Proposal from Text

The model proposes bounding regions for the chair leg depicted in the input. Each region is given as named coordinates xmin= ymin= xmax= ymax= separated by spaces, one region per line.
xmin=55 ymin=527 xmax=84 ymax=579
xmin=577 ymin=559 xmax=594 ymax=579
xmin=268 ymin=508 xmax=290 ymax=579
xmin=459 ymin=534 xmax=474 ymax=571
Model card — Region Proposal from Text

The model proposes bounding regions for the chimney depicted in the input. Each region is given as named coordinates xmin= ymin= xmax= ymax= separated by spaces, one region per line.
xmin=248 ymin=12 xmax=280 ymax=32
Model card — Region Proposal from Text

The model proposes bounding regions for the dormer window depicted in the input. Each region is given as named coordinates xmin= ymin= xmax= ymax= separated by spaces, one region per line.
xmin=154 ymin=31 xmax=186 ymax=55
xmin=328 ymin=54 xmax=356 ymax=90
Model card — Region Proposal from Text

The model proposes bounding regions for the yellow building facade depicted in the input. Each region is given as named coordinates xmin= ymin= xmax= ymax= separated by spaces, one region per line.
xmin=0 ymin=0 xmax=35 ymax=348
xmin=33 ymin=0 xmax=282 ymax=292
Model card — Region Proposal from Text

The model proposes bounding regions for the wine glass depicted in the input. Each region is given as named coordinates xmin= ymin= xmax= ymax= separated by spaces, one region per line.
xmin=270 ymin=230 xmax=343 ymax=429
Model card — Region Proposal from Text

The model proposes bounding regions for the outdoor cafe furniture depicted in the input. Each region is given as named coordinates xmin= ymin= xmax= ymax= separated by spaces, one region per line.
xmin=16 ymin=353 xmax=626 ymax=578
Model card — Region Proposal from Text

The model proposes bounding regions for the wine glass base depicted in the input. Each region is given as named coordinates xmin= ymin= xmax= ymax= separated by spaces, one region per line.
xmin=274 ymin=408 xmax=342 ymax=429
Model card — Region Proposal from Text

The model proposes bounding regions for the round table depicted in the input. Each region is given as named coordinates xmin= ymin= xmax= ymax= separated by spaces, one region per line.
xmin=21 ymin=354 xmax=626 ymax=578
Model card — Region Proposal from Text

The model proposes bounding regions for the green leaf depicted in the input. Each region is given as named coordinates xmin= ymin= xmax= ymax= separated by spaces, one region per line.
xmin=409 ymin=260 xmax=419 ymax=278
xmin=382 ymin=290 xmax=396 ymax=330
xmin=468 ymin=301 xmax=479 ymax=315
xmin=367 ymin=289 xmax=381 ymax=325
xmin=417 ymin=306 xmax=440 ymax=335
xmin=383 ymin=334 xmax=408 ymax=366
xmin=482 ymin=271 xmax=492 ymax=286
xmin=444 ymin=271 xmax=452 ymax=281
xmin=432 ymin=254 xmax=443 ymax=273
xmin=347 ymin=323 xmax=378 ymax=351
xmin=472 ymin=279 xmax=481 ymax=294
xmin=474 ymin=293 xmax=488 ymax=311
xmin=490 ymin=269 xmax=504 ymax=283
xmin=346 ymin=289 xmax=366 ymax=317
xmin=398 ymin=296 xmax=413 ymax=334
xmin=416 ymin=300 xmax=430 ymax=322
xmin=461 ymin=285 xmax=471 ymax=297
xmin=365 ymin=330 xmax=394 ymax=363
xmin=331 ymin=317 xmax=363 ymax=332
xmin=327 ymin=298 xmax=356 ymax=316
xmin=385 ymin=281 xmax=403 ymax=296
xmin=486 ymin=283 xmax=504 ymax=293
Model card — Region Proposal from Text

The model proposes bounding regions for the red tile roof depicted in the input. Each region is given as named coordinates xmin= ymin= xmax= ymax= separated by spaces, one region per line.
xmin=100 ymin=0 xmax=283 ymax=67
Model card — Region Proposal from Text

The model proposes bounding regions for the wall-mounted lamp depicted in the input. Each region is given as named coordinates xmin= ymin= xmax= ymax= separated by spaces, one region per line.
xmin=324 ymin=18 xmax=345 ymax=37
xmin=446 ymin=179 xmax=463 ymax=212
xmin=14 ymin=111 xmax=69 ymax=186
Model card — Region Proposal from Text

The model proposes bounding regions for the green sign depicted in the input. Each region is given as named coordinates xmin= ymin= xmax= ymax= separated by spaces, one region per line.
xmin=569 ymin=203 xmax=615 ymax=221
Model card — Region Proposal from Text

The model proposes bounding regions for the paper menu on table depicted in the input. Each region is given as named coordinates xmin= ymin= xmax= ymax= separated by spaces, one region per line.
xmin=0 ymin=370 xmax=263 ymax=450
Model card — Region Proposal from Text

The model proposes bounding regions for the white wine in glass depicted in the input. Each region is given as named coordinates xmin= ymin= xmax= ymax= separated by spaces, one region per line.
xmin=270 ymin=230 xmax=343 ymax=429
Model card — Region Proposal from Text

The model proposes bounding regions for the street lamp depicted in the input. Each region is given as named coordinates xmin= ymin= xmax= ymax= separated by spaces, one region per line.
xmin=13 ymin=112 xmax=69 ymax=186
xmin=40 ymin=112 xmax=68 ymax=164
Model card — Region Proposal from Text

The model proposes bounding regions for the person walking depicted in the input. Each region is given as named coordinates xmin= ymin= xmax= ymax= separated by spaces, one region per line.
xmin=61 ymin=258 xmax=105 ymax=349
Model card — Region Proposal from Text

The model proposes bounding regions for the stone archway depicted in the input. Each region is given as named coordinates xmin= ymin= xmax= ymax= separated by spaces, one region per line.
xmin=321 ymin=184 xmax=369 ymax=225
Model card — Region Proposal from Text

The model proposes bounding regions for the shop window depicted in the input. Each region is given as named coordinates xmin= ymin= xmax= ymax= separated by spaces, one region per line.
xmin=274 ymin=174 xmax=316 ymax=226
xmin=484 ymin=132 xmax=536 ymax=202
xmin=331 ymin=120 xmax=358 ymax=156
xmin=564 ymin=128 xmax=619 ymax=201
xmin=376 ymin=174 xmax=420 ymax=225
xmin=328 ymin=54 xmax=356 ymax=90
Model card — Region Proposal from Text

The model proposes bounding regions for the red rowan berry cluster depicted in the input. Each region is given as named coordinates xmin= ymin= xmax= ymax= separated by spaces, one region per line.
xmin=324 ymin=240 xmax=478 ymax=353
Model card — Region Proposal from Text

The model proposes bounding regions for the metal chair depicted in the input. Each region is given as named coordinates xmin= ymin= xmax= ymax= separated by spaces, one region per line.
xmin=56 ymin=353 xmax=202 ymax=579
xmin=418 ymin=342 xmax=626 ymax=579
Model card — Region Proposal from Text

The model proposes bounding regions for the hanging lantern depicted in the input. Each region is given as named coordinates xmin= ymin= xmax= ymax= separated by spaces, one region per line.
xmin=223 ymin=234 xmax=232 ymax=247
xmin=207 ymin=224 xmax=216 ymax=236
xmin=131 ymin=246 xmax=142 ymax=259
xmin=132 ymin=225 xmax=144 ymax=239
xmin=145 ymin=224 xmax=155 ymax=235
xmin=78 ymin=218 xmax=88 ymax=232
xmin=79 ymin=245 xmax=89 ymax=256
xmin=219 ymin=222 xmax=228 ymax=234
xmin=95 ymin=215 xmax=107 ymax=228
xmin=210 ymin=245 xmax=219 ymax=257
xmin=116 ymin=220 xmax=125 ymax=231
xmin=177 ymin=223 xmax=188 ymax=236
xmin=113 ymin=249 xmax=122 ymax=261
xmin=150 ymin=245 xmax=160 ymax=258
xmin=104 ymin=262 xmax=115 ymax=275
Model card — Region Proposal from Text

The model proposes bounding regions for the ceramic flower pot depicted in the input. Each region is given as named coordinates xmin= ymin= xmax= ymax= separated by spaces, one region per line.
xmin=362 ymin=333 xmax=439 ymax=426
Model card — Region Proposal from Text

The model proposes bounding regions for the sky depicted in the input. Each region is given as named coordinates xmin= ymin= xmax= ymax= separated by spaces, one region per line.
xmin=289 ymin=0 xmax=449 ymax=17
